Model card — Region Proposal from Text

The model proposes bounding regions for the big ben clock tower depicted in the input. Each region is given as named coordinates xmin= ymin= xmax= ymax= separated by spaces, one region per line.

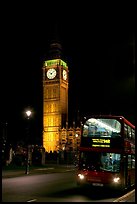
xmin=42 ymin=41 xmax=69 ymax=152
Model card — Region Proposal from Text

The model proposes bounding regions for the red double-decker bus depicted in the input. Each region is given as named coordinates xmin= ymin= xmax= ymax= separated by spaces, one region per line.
xmin=76 ymin=115 xmax=135 ymax=191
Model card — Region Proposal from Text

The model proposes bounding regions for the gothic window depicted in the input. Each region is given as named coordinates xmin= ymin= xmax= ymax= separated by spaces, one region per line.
xmin=53 ymin=88 xmax=56 ymax=98
xmin=49 ymin=104 xmax=51 ymax=112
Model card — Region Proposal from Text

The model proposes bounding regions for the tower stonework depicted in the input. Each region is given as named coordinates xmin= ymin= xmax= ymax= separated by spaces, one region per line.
xmin=42 ymin=42 xmax=69 ymax=152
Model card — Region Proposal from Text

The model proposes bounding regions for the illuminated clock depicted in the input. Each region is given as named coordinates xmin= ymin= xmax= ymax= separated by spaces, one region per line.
xmin=47 ymin=68 xmax=56 ymax=79
xmin=63 ymin=69 xmax=67 ymax=80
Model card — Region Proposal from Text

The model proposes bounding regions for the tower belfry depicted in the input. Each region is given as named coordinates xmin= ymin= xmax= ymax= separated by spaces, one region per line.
xmin=42 ymin=40 xmax=69 ymax=152
xmin=48 ymin=41 xmax=62 ymax=59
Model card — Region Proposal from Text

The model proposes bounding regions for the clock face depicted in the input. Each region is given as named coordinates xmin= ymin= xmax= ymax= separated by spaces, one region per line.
xmin=47 ymin=68 xmax=56 ymax=79
xmin=63 ymin=70 xmax=67 ymax=80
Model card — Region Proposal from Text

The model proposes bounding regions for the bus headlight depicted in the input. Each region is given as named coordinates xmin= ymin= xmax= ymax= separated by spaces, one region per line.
xmin=113 ymin=177 xmax=120 ymax=183
xmin=78 ymin=173 xmax=85 ymax=180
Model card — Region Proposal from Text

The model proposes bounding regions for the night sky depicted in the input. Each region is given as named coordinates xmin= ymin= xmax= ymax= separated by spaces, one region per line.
xmin=1 ymin=3 xmax=135 ymax=145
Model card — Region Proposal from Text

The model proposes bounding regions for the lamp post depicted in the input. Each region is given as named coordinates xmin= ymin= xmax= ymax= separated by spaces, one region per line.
xmin=25 ymin=109 xmax=32 ymax=174
xmin=75 ymin=133 xmax=79 ymax=166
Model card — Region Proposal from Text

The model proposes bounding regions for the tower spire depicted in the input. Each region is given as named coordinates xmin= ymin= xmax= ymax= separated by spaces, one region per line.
xmin=47 ymin=22 xmax=63 ymax=60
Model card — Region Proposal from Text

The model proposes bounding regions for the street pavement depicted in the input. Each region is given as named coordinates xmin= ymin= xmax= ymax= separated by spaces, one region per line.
xmin=2 ymin=164 xmax=135 ymax=202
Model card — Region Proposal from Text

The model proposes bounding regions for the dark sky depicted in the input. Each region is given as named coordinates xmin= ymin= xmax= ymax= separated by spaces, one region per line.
xmin=1 ymin=3 xmax=135 ymax=145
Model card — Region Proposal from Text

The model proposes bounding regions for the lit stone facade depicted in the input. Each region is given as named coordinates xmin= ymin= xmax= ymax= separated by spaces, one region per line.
xmin=42 ymin=44 xmax=68 ymax=152
xmin=42 ymin=42 xmax=81 ymax=153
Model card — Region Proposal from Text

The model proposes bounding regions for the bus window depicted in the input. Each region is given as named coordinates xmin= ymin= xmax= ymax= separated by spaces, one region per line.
xmin=101 ymin=153 xmax=120 ymax=172
xmin=82 ymin=118 xmax=121 ymax=138
xmin=79 ymin=151 xmax=121 ymax=172
xmin=124 ymin=123 xmax=128 ymax=138
xmin=83 ymin=125 xmax=88 ymax=137
xmin=127 ymin=126 xmax=132 ymax=139
xmin=132 ymin=129 xmax=135 ymax=141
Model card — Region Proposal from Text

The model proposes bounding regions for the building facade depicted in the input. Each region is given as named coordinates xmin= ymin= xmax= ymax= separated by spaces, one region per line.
xmin=42 ymin=42 xmax=81 ymax=153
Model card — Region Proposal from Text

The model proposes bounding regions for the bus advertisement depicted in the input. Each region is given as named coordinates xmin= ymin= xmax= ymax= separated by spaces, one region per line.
xmin=76 ymin=115 xmax=135 ymax=191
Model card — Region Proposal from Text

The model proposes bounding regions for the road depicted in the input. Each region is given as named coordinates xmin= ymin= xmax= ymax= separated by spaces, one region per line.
xmin=2 ymin=167 xmax=135 ymax=202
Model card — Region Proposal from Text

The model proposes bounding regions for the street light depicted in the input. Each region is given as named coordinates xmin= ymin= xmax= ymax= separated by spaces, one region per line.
xmin=25 ymin=109 xmax=32 ymax=174
xmin=26 ymin=110 xmax=32 ymax=118
xmin=75 ymin=133 xmax=79 ymax=166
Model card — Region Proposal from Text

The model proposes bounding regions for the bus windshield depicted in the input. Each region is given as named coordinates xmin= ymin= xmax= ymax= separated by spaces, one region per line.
xmin=83 ymin=118 xmax=121 ymax=138
xmin=79 ymin=151 xmax=121 ymax=173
